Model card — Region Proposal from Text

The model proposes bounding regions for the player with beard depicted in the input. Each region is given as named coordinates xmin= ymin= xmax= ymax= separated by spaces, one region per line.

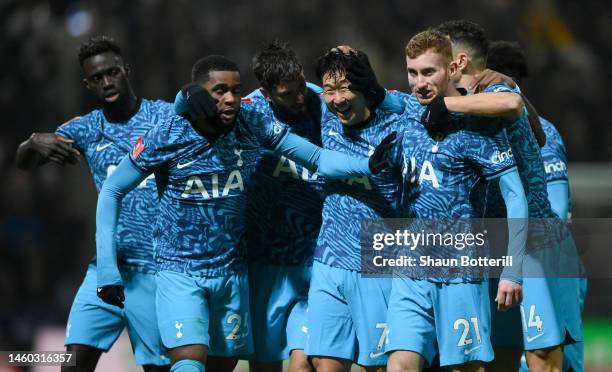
xmin=16 ymin=36 xmax=171 ymax=372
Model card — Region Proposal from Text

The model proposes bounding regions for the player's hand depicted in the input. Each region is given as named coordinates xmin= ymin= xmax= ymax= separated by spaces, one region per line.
xmin=495 ymin=279 xmax=523 ymax=311
xmin=181 ymin=82 xmax=219 ymax=124
xmin=339 ymin=49 xmax=386 ymax=106
xmin=29 ymin=133 xmax=80 ymax=165
xmin=97 ymin=285 xmax=125 ymax=309
xmin=368 ymin=131 xmax=397 ymax=173
xmin=421 ymin=95 xmax=450 ymax=132
xmin=470 ymin=69 xmax=517 ymax=93
xmin=332 ymin=45 xmax=356 ymax=55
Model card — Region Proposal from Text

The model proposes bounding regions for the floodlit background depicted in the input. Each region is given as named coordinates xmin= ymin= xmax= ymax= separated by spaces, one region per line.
xmin=1 ymin=0 xmax=611 ymax=370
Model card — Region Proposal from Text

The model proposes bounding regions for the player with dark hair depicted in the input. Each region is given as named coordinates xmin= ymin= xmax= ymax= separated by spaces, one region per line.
xmin=250 ymin=41 xmax=313 ymax=123
xmin=299 ymin=48 xmax=407 ymax=372
xmin=435 ymin=20 xmax=545 ymax=147
xmin=16 ymin=35 xmax=171 ymax=372
xmin=486 ymin=41 xmax=529 ymax=86
xmin=95 ymin=54 xmax=396 ymax=372
xmin=436 ymin=20 xmax=583 ymax=372
xmin=487 ymin=40 xmax=586 ymax=372
xmin=245 ymin=41 xmax=324 ymax=372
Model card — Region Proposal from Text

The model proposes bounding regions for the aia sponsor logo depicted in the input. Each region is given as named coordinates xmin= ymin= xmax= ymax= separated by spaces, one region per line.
xmin=241 ymin=98 xmax=253 ymax=104
xmin=132 ymin=137 xmax=145 ymax=159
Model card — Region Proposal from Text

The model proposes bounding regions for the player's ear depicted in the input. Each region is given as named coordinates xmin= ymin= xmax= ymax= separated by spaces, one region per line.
xmin=82 ymin=77 xmax=91 ymax=91
xmin=124 ymin=63 xmax=131 ymax=76
xmin=448 ymin=60 xmax=459 ymax=81
xmin=455 ymin=52 xmax=469 ymax=72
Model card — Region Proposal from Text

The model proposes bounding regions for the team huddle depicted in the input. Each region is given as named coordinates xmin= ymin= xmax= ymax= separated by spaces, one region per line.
xmin=16 ymin=19 xmax=585 ymax=372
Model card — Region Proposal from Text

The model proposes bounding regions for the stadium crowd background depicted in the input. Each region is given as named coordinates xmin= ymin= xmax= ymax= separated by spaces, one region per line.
xmin=1 ymin=0 xmax=611 ymax=370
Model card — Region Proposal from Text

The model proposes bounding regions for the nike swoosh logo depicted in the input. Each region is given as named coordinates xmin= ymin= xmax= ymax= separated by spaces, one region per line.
xmin=96 ymin=143 xmax=112 ymax=151
xmin=464 ymin=345 xmax=482 ymax=355
xmin=233 ymin=342 xmax=246 ymax=351
xmin=177 ymin=160 xmax=197 ymax=169
xmin=328 ymin=129 xmax=339 ymax=136
xmin=369 ymin=351 xmax=385 ymax=359
xmin=526 ymin=333 xmax=544 ymax=343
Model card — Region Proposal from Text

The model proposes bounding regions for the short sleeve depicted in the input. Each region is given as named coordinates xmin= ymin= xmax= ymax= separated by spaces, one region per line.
xmin=484 ymin=83 xmax=522 ymax=94
xmin=55 ymin=115 xmax=88 ymax=152
xmin=540 ymin=118 xmax=568 ymax=183
xmin=129 ymin=116 xmax=186 ymax=173
xmin=239 ymin=98 xmax=290 ymax=149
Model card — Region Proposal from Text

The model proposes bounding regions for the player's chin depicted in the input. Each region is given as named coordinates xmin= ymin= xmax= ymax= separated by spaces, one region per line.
xmin=291 ymin=104 xmax=306 ymax=115
xmin=416 ymin=96 xmax=434 ymax=106
xmin=101 ymin=92 xmax=122 ymax=104
xmin=219 ymin=113 xmax=236 ymax=126
xmin=335 ymin=109 xmax=356 ymax=126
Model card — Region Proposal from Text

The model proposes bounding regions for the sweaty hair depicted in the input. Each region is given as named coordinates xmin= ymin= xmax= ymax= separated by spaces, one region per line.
xmin=191 ymin=55 xmax=240 ymax=83
xmin=252 ymin=41 xmax=303 ymax=90
xmin=405 ymin=30 xmax=453 ymax=63
xmin=487 ymin=40 xmax=528 ymax=85
xmin=435 ymin=20 xmax=489 ymax=68
xmin=78 ymin=36 xmax=122 ymax=66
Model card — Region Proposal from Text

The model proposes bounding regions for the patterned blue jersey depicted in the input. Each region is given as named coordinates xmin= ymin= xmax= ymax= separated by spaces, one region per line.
xmin=540 ymin=116 xmax=571 ymax=214
xmin=245 ymin=83 xmax=325 ymax=266
xmin=129 ymin=99 xmax=289 ymax=277
xmin=56 ymin=99 xmax=173 ymax=273
xmin=389 ymin=90 xmax=425 ymax=121
xmin=540 ymin=117 xmax=569 ymax=184
xmin=482 ymin=84 xmax=557 ymax=219
xmin=399 ymin=116 xmax=516 ymax=219
xmin=397 ymin=112 xmax=516 ymax=280
xmin=315 ymin=107 xmax=407 ymax=271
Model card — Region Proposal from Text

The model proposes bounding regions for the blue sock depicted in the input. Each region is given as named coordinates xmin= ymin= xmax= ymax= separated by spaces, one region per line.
xmin=170 ymin=359 xmax=205 ymax=372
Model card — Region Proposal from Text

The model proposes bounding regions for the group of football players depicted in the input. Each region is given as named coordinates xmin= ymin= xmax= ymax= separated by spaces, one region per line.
xmin=16 ymin=18 xmax=584 ymax=372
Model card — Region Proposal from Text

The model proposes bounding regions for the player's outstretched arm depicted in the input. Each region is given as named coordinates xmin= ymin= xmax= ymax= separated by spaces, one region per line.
xmin=547 ymin=180 xmax=570 ymax=219
xmin=15 ymin=133 xmax=80 ymax=170
xmin=497 ymin=169 xmax=528 ymax=311
xmin=273 ymin=131 xmax=397 ymax=178
xmin=96 ymin=156 xmax=150 ymax=307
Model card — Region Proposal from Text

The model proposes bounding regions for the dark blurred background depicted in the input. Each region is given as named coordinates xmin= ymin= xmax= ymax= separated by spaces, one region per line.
xmin=1 ymin=0 xmax=611 ymax=370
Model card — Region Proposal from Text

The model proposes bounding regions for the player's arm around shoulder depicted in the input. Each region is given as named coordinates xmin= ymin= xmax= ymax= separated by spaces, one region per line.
xmin=443 ymin=90 xmax=524 ymax=121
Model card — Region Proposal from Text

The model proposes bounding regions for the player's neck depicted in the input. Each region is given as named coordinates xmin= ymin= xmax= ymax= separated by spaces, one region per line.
xmin=457 ymin=66 xmax=484 ymax=93
xmin=102 ymin=94 xmax=140 ymax=123
xmin=272 ymin=105 xmax=305 ymax=125
xmin=344 ymin=109 xmax=374 ymax=130
xmin=444 ymin=82 xmax=463 ymax=97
